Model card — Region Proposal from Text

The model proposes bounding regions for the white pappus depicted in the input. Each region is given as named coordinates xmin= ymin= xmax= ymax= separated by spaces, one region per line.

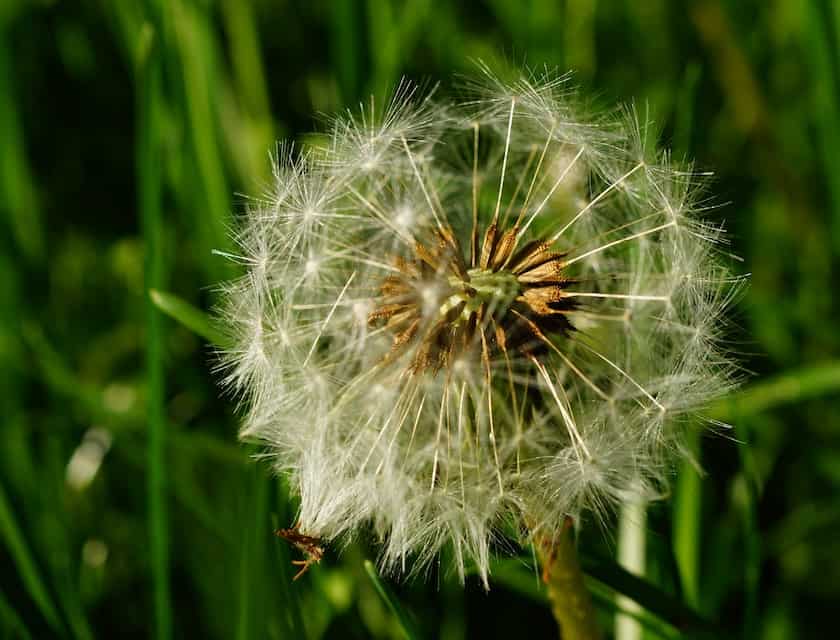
xmin=216 ymin=66 xmax=743 ymax=586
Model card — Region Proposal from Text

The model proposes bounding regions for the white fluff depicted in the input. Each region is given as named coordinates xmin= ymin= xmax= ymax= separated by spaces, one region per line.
xmin=217 ymin=68 xmax=742 ymax=585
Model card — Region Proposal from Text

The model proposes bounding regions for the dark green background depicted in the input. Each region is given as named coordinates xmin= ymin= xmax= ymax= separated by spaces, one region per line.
xmin=2 ymin=1 xmax=839 ymax=638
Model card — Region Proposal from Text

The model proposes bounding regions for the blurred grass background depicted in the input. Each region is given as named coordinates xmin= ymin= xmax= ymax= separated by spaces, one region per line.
xmin=2 ymin=0 xmax=840 ymax=638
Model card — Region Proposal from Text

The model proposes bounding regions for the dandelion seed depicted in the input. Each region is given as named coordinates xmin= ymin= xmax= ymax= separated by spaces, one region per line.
xmin=217 ymin=66 xmax=741 ymax=585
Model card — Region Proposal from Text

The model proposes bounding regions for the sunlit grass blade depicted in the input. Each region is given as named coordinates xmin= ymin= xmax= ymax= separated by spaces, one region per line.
xmin=221 ymin=0 xmax=271 ymax=125
xmin=364 ymin=0 xmax=395 ymax=97
xmin=150 ymin=289 xmax=229 ymax=348
xmin=0 ymin=483 xmax=62 ymax=634
xmin=563 ymin=0 xmax=597 ymax=78
xmin=672 ymin=430 xmax=702 ymax=610
xmin=136 ymin=15 xmax=172 ymax=640
xmin=670 ymin=62 xmax=703 ymax=616
xmin=365 ymin=0 xmax=431 ymax=97
xmin=220 ymin=0 xmax=275 ymax=190
xmin=169 ymin=0 xmax=231 ymax=282
xmin=363 ymin=560 xmax=421 ymax=640
xmin=709 ymin=361 xmax=840 ymax=421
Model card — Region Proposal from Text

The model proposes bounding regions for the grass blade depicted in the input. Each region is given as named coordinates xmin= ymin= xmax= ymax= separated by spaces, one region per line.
xmin=0 ymin=483 xmax=62 ymax=633
xmin=0 ymin=587 xmax=33 ymax=640
xmin=235 ymin=466 xmax=267 ymax=640
xmin=579 ymin=552 xmax=716 ymax=635
xmin=669 ymin=60 xmax=703 ymax=610
xmin=803 ymin=1 xmax=840 ymax=252
xmin=136 ymin=16 xmax=172 ymax=640
xmin=493 ymin=557 xmax=681 ymax=639
xmin=169 ymin=0 xmax=231 ymax=283
xmin=330 ymin=0 xmax=362 ymax=103
xmin=491 ymin=554 xmax=715 ymax=636
xmin=733 ymin=437 xmax=761 ymax=639
xmin=588 ymin=585 xmax=681 ymax=640
xmin=709 ymin=361 xmax=840 ymax=421
xmin=490 ymin=558 xmax=545 ymax=603
xmin=0 ymin=27 xmax=43 ymax=262
xmin=672 ymin=430 xmax=702 ymax=609
xmin=673 ymin=62 xmax=701 ymax=154
xmin=220 ymin=0 xmax=275 ymax=190
xmin=150 ymin=289 xmax=228 ymax=348
xmin=221 ymin=0 xmax=271 ymax=126
xmin=363 ymin=560 xmax=421 ymax=640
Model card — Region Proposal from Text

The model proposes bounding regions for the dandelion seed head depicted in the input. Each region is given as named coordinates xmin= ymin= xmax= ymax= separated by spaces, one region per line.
xmin=217 ymin=66 xmax=742 ymax=584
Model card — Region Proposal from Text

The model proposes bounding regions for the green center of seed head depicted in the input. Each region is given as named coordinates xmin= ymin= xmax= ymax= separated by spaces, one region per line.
xmin=442 ymin=268 xmax=520 ymax=321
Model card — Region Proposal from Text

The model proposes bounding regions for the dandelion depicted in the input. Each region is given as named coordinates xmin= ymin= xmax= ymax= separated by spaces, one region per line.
xmin=217 ymin=67 xmax=741 ymax=592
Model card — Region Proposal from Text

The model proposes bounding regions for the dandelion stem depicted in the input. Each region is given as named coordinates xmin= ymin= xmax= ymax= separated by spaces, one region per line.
xmin=537 ymin=518 xmax=603 ymax=640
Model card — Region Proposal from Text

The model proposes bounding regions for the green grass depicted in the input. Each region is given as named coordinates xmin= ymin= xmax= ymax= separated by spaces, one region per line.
xmin=0 ymin=483 xmax=62 ymax=634
xmin=136 ymin=11 xmax=171 ymax=640
xmin=2 ymin=0 xmax=840 ymax=638
xmin=364 ymin=561 xmax=422 ymax=640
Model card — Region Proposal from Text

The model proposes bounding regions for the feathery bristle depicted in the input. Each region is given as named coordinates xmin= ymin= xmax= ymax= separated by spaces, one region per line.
xmin=216 ymin=67 xmax=742 ymax=585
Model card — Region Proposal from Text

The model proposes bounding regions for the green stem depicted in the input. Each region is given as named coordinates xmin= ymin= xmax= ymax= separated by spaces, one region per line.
xmin=537 ymin=518 xmax=603 ymax=640
xmin=137 ymin=17 xmax=171 ymax=640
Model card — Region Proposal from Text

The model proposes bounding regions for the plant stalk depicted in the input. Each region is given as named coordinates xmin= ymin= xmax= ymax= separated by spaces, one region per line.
xmin=137 ymin=16 xmax=172 ymax=640
xmin=537 ymin=518 xmax=603 ymax=640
